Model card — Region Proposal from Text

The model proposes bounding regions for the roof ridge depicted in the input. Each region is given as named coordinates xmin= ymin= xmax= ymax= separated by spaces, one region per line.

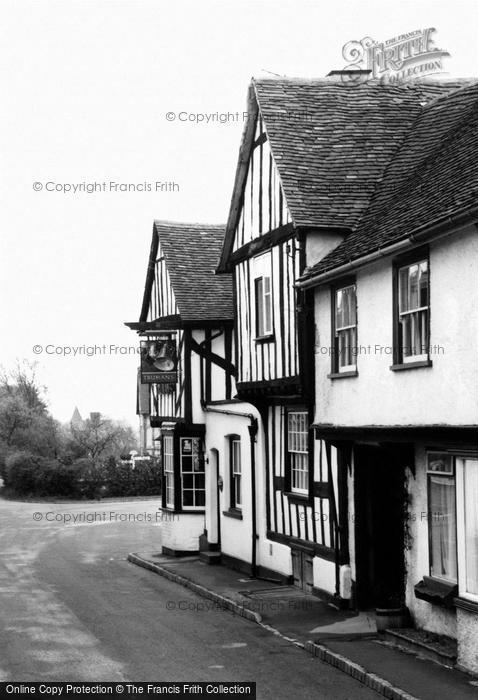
xmin=418 ymin=78 xmax=478 ymax=111
xmin=154 ymin=219 xmax=225 ymax=228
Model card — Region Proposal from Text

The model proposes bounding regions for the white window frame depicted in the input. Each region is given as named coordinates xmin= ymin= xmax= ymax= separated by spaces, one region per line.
xmin=287 ymin=411 xmax=309 ymax=495
xmin=252 ymin=252 xmax=273 ymax=339
xmin=163 ymin=435 xmax=175 ymax=508
xmin=180 ymin=438 xmax=205 ymax=511
xmin=398 ymin=260 xmax=429 ymax=363
xmin=426 ymin=452 xmax=457 ymax=583
xmin=456 ymin=457 xmax=478 ymax=603
xmin=231 ymin=438 xmax=242 ymax=509
xmin=334 ymin=284 xmax=357 ymax=373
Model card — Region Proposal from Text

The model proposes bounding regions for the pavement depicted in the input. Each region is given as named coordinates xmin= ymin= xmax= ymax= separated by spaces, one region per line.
xmin=129 ymin=552 xmax=478 ymax=700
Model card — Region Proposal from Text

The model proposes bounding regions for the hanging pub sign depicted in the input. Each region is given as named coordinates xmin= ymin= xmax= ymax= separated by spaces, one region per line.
xmin=140 ymin=337 xmax=178 ymax=384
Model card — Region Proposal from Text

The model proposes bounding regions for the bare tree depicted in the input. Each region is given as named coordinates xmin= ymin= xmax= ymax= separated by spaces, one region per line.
xmin=67 ymin=414 xmax=137 ymax=461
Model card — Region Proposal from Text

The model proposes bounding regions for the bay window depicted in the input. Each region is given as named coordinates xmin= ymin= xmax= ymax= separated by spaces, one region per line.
xmin=162 ymin=429 xmax=205 ymax=511
xmin=427 ymin=453 xmax=478 ymax=603
xmin=180 ymin=437 xmax=205 ymax=509
xmin=163 ymin=435 xmax=175 ymax=508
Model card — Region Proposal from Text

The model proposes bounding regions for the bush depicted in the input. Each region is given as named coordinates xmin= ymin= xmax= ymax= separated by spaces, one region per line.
xmin=103 ymin=457 xmax=161 ymax=497
xmin=2 ymin=451 xmax=161 ymax=499
xmin=4 ymin=451 xmax=44 ymax=494
xmin=35 ymin=460 xmax=81 ymax=498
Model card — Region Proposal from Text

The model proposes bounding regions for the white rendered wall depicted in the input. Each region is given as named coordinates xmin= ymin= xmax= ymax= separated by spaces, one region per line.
xmin=314 ymin=226 xmax=478 ymax=427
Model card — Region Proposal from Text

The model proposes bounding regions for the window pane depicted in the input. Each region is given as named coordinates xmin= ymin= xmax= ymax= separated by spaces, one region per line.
xmin=256 ymin=278 xmax=264 ymax=336
xmin=182 ymin=474 xmax=194 ymax=489
xmin=183 ymin=490 xmax=194 ymax=507
xmin=429 ymin=474 xmax=457 ymax=582
xmin=464 ymin=460 xmax=478 ymax=595
xmin=409 ymin=264 xmax=419 ymax=310
xmin=336 ymin=289 xmax=343 ymax=328
xmin=419 ymin=262 xmax=428 ymax=307
xmin=348 ymin=286 xmax=357 ymax=325
xmin=264 ymin=291 xmax=272 ymax=334
xmin=235 ymin=476 xmax=242 ymax=507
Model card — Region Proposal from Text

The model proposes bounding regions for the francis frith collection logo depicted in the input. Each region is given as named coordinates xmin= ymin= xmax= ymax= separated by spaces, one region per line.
xmin=342 ymin=28 xmax=450 ymax=83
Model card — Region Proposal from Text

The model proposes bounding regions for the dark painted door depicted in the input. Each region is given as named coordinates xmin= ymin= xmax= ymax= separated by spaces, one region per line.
xmin=354 ymin=444 xmax=407 ymax=609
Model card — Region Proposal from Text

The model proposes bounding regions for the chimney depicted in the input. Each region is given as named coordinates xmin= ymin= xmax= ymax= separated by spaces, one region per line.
xmin=327 ymin=69 xmax=372 ymax=85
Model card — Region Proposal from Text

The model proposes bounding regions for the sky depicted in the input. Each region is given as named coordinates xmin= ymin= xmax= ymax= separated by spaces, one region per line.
xmin=1 ymin=0 xmax=478 ymax=429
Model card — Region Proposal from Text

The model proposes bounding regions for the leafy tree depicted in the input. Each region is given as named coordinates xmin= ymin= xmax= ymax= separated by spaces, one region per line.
xmin=0 ymin=361 xmax=62 ymax=468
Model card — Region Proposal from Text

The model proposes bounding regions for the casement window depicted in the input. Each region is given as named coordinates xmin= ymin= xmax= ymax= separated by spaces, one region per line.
xmin=163 ymin=435 xmax=175 ymax=508
xmin=252 ymin=251 xmax=273 ymax=339
xmin=230 ymin=437 xmax=242 ymax=509
xmin=397 ymin=259 xmax=429 ymax=362
xmin=180 ymin=437 xmax=205 ymax=509
xmin=427 ymin=453 xmax=478 ymax=602
xmin=287 ymin=411 xmax=309 ymax=494
xmin=334 ymin=284 xmax=357 ymax=372
xmin=255 ymin=276 xmax=273 ymax=337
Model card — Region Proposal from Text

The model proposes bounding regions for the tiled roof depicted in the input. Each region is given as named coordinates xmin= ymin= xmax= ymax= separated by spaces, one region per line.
xmin=154 ymin=221 xmax=233 ymax=321
xmin=254 ymin=77 xmax=467 ymax=230
xmin=300 ymin=79 xmax=478 ymax=279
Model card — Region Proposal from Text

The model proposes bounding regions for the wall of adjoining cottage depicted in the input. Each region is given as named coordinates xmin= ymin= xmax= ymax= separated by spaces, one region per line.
xmin=314 ymin=225 xmax=478 ymax=427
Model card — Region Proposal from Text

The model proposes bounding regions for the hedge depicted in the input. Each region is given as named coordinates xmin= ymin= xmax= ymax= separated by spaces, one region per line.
xmin=2 ymin=452 xmax=162 ymax=498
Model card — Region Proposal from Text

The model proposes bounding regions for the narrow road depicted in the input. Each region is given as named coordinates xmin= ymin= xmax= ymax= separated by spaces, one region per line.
xmin=0 ymin=497 xmax=378 ymax=699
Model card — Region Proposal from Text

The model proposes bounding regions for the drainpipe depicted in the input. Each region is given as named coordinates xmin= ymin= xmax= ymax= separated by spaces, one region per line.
xmin=201 ymin=402 xmax=258 ymax=577
xmin=248 ymin=419 xmax=258 ymax=577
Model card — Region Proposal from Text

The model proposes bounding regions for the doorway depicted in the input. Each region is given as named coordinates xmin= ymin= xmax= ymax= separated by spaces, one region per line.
xmin=354 ymin=444 xmax=407 ymax=609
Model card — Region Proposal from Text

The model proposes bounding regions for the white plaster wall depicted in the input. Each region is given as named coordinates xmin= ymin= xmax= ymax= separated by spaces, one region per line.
xmin=160 ymin=512 xmax=204 ymax=552
xmin=258 ymin=539 xmax=292 ymax=577
xmin=306 ymin=230 xmax=346 ymax=267
xmin=457 ymin=609 xmax=478 ymax=674
xmin=315 ymin=226 xmax=478 ymax=427
xmin=405 ymin=445 xmax=457 ymax=637
xmin=204 ymin=403 xmax=261 ymax=566
xmin=313 ymin=556 xmax=336 ymax=595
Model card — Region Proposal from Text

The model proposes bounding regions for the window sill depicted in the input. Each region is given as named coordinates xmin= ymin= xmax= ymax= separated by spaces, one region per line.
xmin=390 ymin=360 xmax=432 ymax=372
xmin=223 ymin=508 xmax=243 ymax=520
xmin=255 ymin=334 xmax=275 ymax=344
xmin=284 ymin=491 xmax=310 ymax=504
xmin=454 ymin=596 xmax=478 ymax=614
xmin=414 ymin=576 xmax=457 ymax=608
xmin=327 ymin=370 xmax=358 ymax=379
